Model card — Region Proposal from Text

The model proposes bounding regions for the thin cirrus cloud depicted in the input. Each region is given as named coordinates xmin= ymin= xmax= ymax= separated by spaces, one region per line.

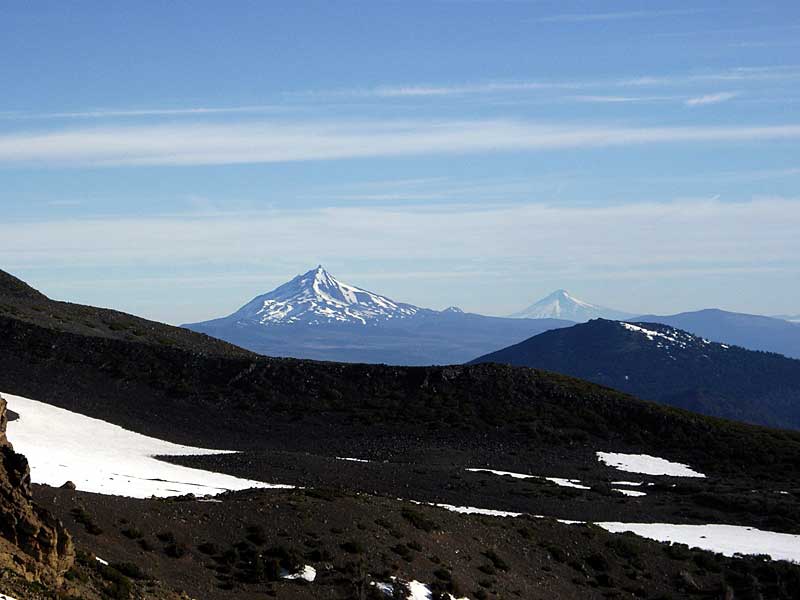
xmin=2 ymin=120 xmax=800 ymax=168
xmin=305 ymin=66 xmax=799 ymax=99
xmin=534 ymin=9 xmax=701 ymax=24
xmin=0 ymin=105 xmax=288 ymax=121
xmin=685 ymin=92 xmax=739 ymax=106
xmin=3 ymin=197 xmax=797 ymax=270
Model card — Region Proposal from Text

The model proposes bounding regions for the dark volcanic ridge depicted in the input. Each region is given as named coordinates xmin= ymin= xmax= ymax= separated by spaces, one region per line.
xmin=471 ymin=318 xmax=800 ymax=430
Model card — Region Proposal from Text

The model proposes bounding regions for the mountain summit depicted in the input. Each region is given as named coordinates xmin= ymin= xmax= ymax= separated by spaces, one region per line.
xmin=511 ymin=289 xmax=632 ymax=322
xmin=183 ymin=266 xmax=573 ymax=364
xmin=226 ymin=265 xmax=422 ymax=326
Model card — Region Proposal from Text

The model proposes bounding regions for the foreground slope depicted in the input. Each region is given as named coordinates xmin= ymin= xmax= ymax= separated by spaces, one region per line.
xmin=471 ymin=319 xmax=800 ymax=429
xmin=35 ymin=485 xmax=800 ymax=600
xmin=183 ymin=266 xmax=572 ymax=364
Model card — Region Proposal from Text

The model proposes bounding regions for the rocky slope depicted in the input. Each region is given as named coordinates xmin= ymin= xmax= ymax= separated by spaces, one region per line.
xmin=0 ymin=393 xmax=74 ymax=587
xmin=0 ymin=269 xmax=252 ymax=359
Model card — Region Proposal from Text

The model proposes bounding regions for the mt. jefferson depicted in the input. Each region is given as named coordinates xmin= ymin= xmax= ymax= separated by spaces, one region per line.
xmin=220 ymin=265 xmax=421 ymax=326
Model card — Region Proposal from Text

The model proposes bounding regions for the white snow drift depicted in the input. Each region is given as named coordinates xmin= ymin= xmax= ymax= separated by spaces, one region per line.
xmin=596 ymin=523 xmax=800 ymax=563
xmin=3 ymin=393 xmax=291 ymax=498
xmin=465 ymin=468 xmax=590 ymax=489
xmin=597 ymin=452 xmax=706 ymax=478
xmin=282 ymin=565 xmax=317 ymax=582
xmin=373 ymin=578 xmax=470 ymax=600
xmin=427 ymin=501 xmax=800 ymax=563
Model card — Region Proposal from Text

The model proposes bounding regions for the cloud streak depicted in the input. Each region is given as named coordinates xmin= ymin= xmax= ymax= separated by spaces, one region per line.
xmin=2 ymin=119 xmax=799 ymax=167
xmin=3 ymin=198 xmax=797 ymax=270
xmin=685 ymin=92 xmax=739 ymax=106
xmin=299 ymin=66 xmax=800 ymax=100
xmin=0 ymin=105 xmax=289 ymax=121
xmin=535 ymin=9 xmax=700 ymax=24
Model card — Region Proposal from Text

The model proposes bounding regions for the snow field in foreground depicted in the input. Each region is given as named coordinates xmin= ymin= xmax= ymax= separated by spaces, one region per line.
xmin=429 ymin=502 xmax=800 ymax=563
xmin=597 ymin=451 xmax=706 ymax=478
xmin=3 ymin=393 xmax=292 ymax=498
xmin=597 ymin=523 xmax=800 ymax=564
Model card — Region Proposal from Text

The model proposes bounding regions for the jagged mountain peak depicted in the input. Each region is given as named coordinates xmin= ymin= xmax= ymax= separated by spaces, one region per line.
xmin=228 ymin=266 xmax=424 ymax=326
xmin=511 ymin=289 xmax=633 ymax=322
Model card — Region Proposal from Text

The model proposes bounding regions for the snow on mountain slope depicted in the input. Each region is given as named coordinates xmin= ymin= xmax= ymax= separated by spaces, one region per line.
xmin=4 ymin=392 xmax=290 ymax=498
xmin=511 ymin=289 xmax=633 ymax=322
xmin=619 ymin=321 xmax=725 ymax=352
xmin=225 ymin=266 xmax=425 ymax=326
xmin=774 ymin=314 xmax=800 ymax=323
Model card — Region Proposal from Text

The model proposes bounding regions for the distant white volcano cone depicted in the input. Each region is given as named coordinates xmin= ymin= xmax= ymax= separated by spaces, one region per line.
xmin=511 ymin=289 xmax=633 ymax=322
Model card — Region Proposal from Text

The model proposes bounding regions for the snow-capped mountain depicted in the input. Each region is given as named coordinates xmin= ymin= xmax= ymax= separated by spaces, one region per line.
xmin=182 ymin=266 xmax=573 ymax=364
xmin=511 ymin=289 xmax=633 ymax=322
xmin=228 ymin=266 xmax=424 ymax=326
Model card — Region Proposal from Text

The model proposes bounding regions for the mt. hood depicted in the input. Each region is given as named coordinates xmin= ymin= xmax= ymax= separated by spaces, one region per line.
xmin=511 ymin=289 xmax=633 ymax=322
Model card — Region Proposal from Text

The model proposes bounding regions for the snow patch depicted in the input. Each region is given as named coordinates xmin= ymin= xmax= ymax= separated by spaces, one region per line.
xmin=597 ymin=452 xmax=706 ymax=478
xmin=336 ymin=456 xmax=370 ymax=463
xmin=434 ymin=503 xmax=523 ymax=518
xmin=613 ymin=488 xmax=647 ymax=497
xmin=544 ymin=477 xmax=590 ymax=490
xmin=372 ymin=578 xmax=470 ymax=600
xmin=465 ymin=468 xmax=590 ymax=489
xmin=425 ymin=500 xmax=800 ymax=564
xmin=3 ymin=393 xmax=292 ymax=498
xmin=596 ymin=522 xmax=800 ymax=563
xmin=282 ymin=565 xmax=316 ymax=582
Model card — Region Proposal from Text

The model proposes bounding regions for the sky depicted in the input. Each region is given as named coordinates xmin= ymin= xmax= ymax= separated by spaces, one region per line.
xmin=1 ymin=1 xmax=799 ymax=324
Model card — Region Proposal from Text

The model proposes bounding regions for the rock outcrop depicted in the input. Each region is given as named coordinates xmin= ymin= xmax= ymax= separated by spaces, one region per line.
xmin=0 ymin=393 xmax=74 ymax=586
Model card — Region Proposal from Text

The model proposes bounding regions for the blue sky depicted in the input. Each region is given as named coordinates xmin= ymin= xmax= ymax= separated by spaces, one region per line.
xmin=1 ymin=1 xmax=799 ymax=323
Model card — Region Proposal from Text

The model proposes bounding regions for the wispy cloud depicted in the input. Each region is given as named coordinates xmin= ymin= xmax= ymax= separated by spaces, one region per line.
xmin=535 ymin=9 xmax=700 ymax=24
xmin=569 ymin=95 xmax=678 ymax=104
xmin=0 ymin=105 xmax=288 ymax=121
xmin=300 ymin=66 xmax=800 ymax=100
xmin=4 ymin=198 xmax=797 ymax=273
xmin=333 ymin=80 xmax=584 ymax=98
xmin=2 ymin=119 xmax=799 ymax=168
xmin=685 ymin=92 xmax=739 ymax=106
